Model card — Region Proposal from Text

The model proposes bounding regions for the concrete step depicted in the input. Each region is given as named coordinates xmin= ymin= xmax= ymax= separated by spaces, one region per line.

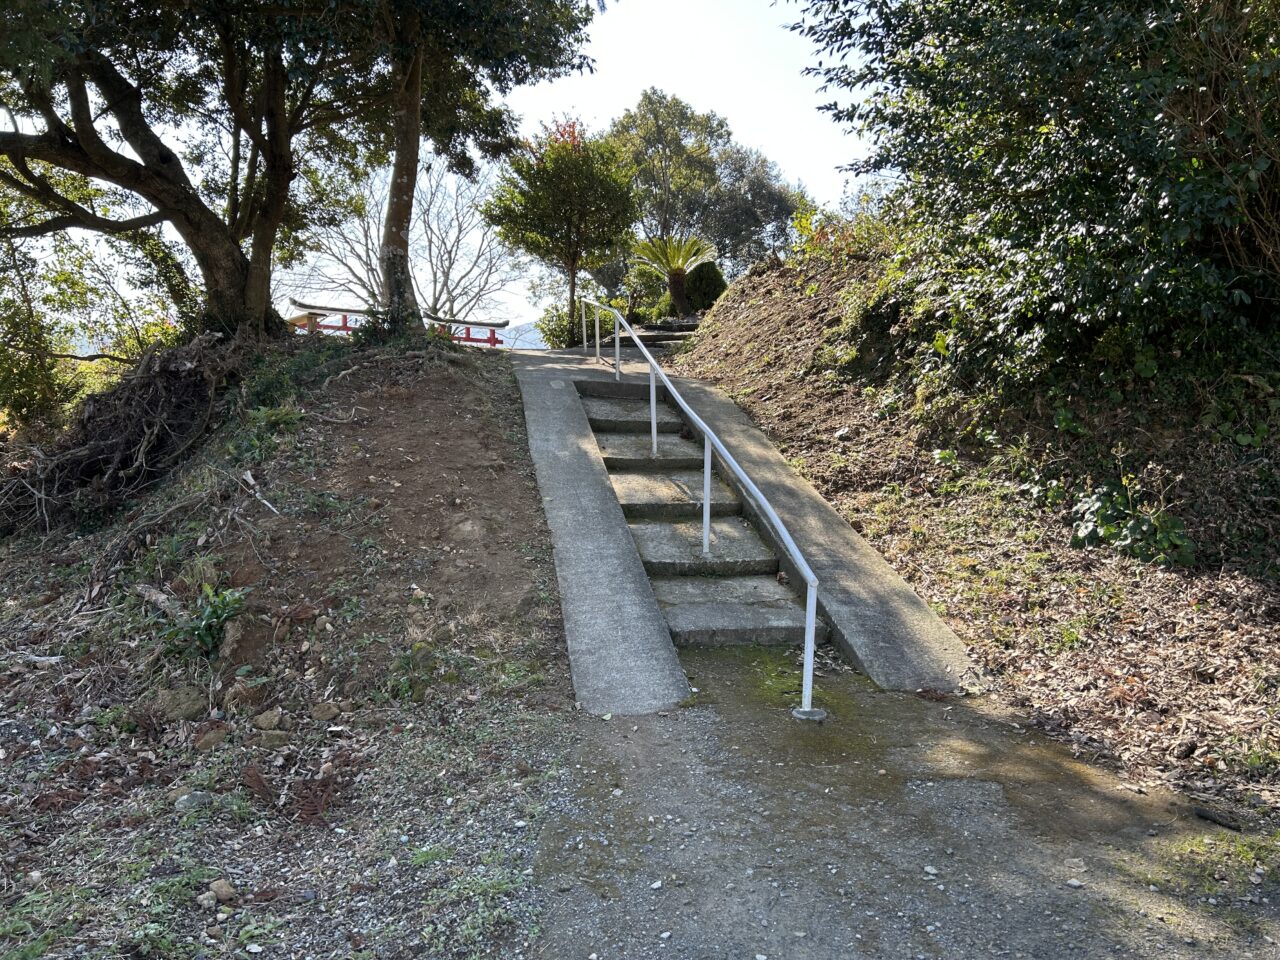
xmin=604 ymin=330 xmax=693 ymax=347
xmin=596 ymin=433 xmax=703 ymax=470
xmin=610 ymin=469 xmax=740 ymax=520
xmin=643 ymin=320 xmax=700 ymax=333
xmin=629 ymin=518 xmax=778 ymax=576
xmin=651 ymin=575 xmax=826 ymax=646
xmin=582 ymin=396 xmax=684 ymax=434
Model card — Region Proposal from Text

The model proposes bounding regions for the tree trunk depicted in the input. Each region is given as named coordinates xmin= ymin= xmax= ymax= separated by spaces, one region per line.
xmin=244 ymin=45 xmax=293 ymax=338
xmin=668 ymin=269 xmax=692 ymax=316
xmin=165 ymin=208 xmax=253 ymax=334
xmin=380 ymin=31 xmax=424 ymax=336
xmin=567 ymin=265 xmax=578 ymax=348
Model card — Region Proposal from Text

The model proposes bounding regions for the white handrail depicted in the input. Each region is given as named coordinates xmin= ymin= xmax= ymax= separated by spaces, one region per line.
xmin=583 ymin=299 xmax=826 ymax=721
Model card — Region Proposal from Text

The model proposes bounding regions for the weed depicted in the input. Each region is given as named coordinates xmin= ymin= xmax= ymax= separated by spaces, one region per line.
xmin=163 ymin=583 xmax=250 ymax=658
xmin=226 ymin=402 xmax=305 ymax=463
xmin=1070 ymin=477 xmax=1195 ymax=566
xmin=410 ymin=844 xmax=454 ymax=867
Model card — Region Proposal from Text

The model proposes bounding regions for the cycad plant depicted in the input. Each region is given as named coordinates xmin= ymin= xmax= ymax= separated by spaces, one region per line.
xmin=633 ymin=236 xmax=717 ymax=317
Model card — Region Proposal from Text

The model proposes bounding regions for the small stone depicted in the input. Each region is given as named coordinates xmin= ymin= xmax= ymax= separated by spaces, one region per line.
xmin=252 ymin=707 xmax=283 ymax=731
xmin=315 ymin=616 xmax=331 ymax=630
xmin=246 ymin=946 xmax=263 ymax=955
xmin=338 ymin=699 xmax=355 ymax=713
xmin=877 ymin=769 xmax=887 ymax=776
xmin=611 ymin=788 xmax=624 ymax=798
xmin=194 ymin=728 xmax=228 ymax=752
xmin=923 ymin=866 xmax=938 ymax=876
xmin=195 ymin=891 xmax=218 ymax=910
xmin=310 ymin=702 xmax=341 ymax=722
xmin=252 ymin=730 xmax=291 ymax=749
xmin=659 ymin=931 xmax=671 ymax=940
xmin=208 ymin=879 xmax=236 ymax=902
xmin=157 ymin=685 xmax=206 ymax=722
xmin=175 ymin=790 xmax=212 ymax=813
xmin=1066 ymin=878 xmax=1084 ymax=889
xmin=651 ymin=880 xmax=662 ymax=889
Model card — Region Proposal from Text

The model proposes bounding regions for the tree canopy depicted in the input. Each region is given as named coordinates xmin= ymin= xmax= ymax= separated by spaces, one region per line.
xmin=607 ymin=88 xmax=804 ymax=276
xmin=483 ymin=120 xmax=636 ymax=343
xmin=793 ymin=0 xmax=1280 ymax=383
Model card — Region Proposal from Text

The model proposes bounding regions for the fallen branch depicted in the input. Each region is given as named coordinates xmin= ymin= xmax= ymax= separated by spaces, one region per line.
xmin=132 ymin=583 xmax=183 ymax=620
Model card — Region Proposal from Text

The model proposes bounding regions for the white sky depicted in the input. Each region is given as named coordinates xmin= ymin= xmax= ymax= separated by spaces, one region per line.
xmin=504 ymin=0 xmax=863 ymax=207
xmin=492 ymin=0 xmax=866 ymax=329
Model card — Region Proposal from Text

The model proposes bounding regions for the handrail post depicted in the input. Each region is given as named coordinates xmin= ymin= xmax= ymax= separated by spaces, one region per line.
xmin=580 ymin=299 xmax=587 ymax=355
xmin=702 ymin=435 xmax=712 ymax=556
xmin=614 ymin=314 xmax=620 ymax=381
xmin=792 ymin=582 xmax=827 ymax=722
xmin=649 ymin=363 xmax=658 ymax=457
xmin=594 ymin=306 xmax=601 ymax=360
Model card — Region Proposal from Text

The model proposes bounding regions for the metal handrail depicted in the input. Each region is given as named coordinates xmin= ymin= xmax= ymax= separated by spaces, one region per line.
xmin=582 ymin=299 xmax=826 ymax=721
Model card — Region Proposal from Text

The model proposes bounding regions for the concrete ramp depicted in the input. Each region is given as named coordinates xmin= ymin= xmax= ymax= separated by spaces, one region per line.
xmin=513 ymin=352 xmax=689 ymax=715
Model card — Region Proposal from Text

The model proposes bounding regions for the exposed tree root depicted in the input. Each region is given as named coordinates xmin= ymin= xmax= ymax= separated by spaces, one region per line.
xmin=0 ymin=334 xmax=247 ymax=534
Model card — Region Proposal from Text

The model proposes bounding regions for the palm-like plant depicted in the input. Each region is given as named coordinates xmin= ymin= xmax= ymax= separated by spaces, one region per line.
xmin=633 ymin=236 xmax=717 ymax=317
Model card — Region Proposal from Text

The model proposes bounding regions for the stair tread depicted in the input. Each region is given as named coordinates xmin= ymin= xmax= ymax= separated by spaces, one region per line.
xmin=582 ymin=396 xmax=683 ymax=432
xmin=604 ymin=330 xmax=693 ymax=345
xmin=629 ymin=518 xmax=777 ymax=575
xmin=596 ymin=433 xmax=703 ymax=468
xmin=651 ymin=574 xmax=821 ymax=645
xmin=610 ymin=470 xmax=739 ymax=518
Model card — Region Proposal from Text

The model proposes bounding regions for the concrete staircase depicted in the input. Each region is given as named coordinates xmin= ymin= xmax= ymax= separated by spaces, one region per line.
xmin=600 ymin=318 xmax=700 ymax=354
xmin=580 ymin=384 xmax=828 ymax=647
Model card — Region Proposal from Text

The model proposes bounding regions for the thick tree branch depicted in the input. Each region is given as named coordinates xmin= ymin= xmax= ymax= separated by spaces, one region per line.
xmin=2 ymin=340 xmax=134 ymax=364
xmin=0 ymin=208 xmax=167 ymax=239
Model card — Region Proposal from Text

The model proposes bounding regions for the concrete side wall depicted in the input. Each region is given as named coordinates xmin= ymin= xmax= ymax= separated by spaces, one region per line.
xmin=513 ymin=353 xmax=690 ymax=714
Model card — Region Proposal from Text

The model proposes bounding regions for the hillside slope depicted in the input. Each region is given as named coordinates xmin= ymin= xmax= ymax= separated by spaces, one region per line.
xmin=1 ymin=341 xmax=574 ymax=956
xmin=675 ymin=260 xmax=1280 ymax=816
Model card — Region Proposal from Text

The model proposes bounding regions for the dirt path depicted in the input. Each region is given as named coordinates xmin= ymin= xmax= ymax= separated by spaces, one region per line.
xmin=530 ymin=649 xmax=1279 ymax=959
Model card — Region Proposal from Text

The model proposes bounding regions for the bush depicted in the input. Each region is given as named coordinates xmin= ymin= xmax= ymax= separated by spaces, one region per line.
xmin=535 ymin=304 xmax=581 ymax=350
xmin=1070 ymin=478 xmax=1195 ymax=567
xmin=686 ymin=261 xmax=727 ymax=311
xmin=795 ymin=0 xmax=1280 ymax=391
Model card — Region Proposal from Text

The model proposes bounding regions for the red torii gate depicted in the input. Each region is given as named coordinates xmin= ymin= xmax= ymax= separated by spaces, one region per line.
xmin=286 ymin=299 xmax=508 ymax=346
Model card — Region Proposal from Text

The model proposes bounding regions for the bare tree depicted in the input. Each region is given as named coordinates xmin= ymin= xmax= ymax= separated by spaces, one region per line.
xmin=281 ymin=162 xmax=519 ymax=323
xmin=414 ymin=164 xmax=520 ymax=320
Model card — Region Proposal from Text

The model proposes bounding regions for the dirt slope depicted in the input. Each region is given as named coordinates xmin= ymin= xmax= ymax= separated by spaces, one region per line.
xmin=674 ymin=260 xmax=1280 ymax=819
xmin=0 ymin=343 xmax=574 ymax=957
